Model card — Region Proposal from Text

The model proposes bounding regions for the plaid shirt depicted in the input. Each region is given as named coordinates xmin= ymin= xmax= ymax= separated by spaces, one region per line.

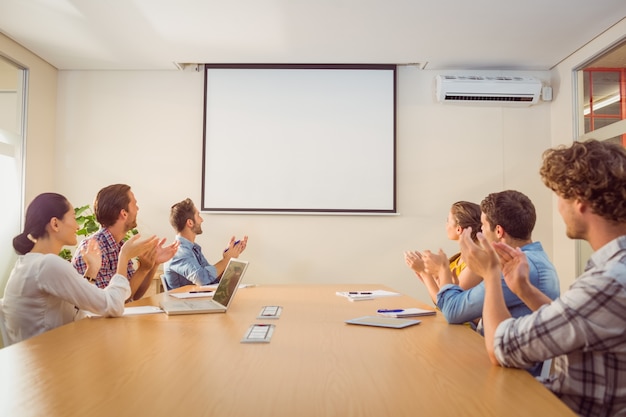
xmin=494 ymin=235 xmax=626 ymax=417
xmin=72 ymin=228 xmax=135 ymax=289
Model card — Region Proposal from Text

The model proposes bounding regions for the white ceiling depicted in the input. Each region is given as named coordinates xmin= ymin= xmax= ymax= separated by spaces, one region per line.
xmin=1 ymin=0 xmax=626 ymax=71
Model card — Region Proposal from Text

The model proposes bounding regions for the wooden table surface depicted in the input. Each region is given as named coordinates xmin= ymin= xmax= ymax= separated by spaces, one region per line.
xmin=0 ymin=284 xmax=576 ymax=417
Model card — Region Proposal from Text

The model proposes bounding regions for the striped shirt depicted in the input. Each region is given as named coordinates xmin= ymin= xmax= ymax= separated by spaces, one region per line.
xmin=494 ymin=235 xmax=626 ymax=417
xmin=72 ymin=228 xmax=135 ymax=289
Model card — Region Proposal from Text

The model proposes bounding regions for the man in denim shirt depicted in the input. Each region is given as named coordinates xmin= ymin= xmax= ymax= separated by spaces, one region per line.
xmin=436 ymin=190 xmax=560 ymax=326
xmin=436 ymin=191 xmax=560 ymax=376
xmin=163 ymin=198 xmax=248 ymax=290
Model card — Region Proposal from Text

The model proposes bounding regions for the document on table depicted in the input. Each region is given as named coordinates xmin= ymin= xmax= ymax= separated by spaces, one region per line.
xmin=171 ymin=283 xmax=254 ymax=299
xmin=194 ymin=285 xmax=218 ymax=291
xmin=336 ymin=290 xmax=401 ymax=301
xmin=377 ymin=307 xmax=436 ymax=318
xmin=84 ymin=305 xmax=164 ymax=317
xmin=123 ymin=306 xmax=164 ymax=315
xmin=170 ymin=291 xmax=214 ymax=299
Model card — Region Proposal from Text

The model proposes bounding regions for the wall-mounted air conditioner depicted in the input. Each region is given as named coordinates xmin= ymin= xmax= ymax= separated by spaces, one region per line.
xmin=435 ymin=75 xmax=543 ymax=106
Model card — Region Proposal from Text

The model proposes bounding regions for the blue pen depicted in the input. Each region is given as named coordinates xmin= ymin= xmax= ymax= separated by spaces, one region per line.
xmin=377 ymin=309 xmax=404 ymax=313
xmin=223 ymin=240 xmax=241 ymax=253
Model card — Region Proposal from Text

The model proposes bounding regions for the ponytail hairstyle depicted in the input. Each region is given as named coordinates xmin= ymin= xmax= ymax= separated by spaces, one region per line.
xmin=13 ymin=193 xmax=71 ymax=255
xmin=450 ymin=201 xmax=482 ymax=242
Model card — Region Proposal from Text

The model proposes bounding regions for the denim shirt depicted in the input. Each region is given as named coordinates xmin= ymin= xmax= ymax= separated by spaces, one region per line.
xmin=436 ymin=241 xmax=560 ymax=324
xmin=163 ymin=236 xmax=218 ymax=290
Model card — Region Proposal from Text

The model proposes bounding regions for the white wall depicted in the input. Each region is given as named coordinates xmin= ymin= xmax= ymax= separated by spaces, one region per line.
xmin=55 ymin=68 xmax=552 ymax=304
xmin=1 ymin=16 xmax=622 ymax=312
xmin=550 ymin=17 xmax=626 ymax=292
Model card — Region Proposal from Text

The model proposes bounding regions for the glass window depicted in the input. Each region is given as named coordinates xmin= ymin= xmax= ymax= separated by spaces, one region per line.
xmin=581 ymin=41 xmax=626 ymax=144
xmin=0 ymin=57 xmax=26 ymax=299
xmin=576 ymin=38 xmax=626 ymax=274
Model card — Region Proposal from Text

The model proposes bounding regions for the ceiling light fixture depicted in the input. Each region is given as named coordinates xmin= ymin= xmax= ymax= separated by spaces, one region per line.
xmin=584 ymin=93 xmax=621 ymax=115
xmin=173 ymin=62 xmax=202 ymax=71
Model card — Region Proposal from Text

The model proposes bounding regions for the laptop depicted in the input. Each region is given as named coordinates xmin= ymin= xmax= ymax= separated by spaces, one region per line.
xmin=160 ymin=258 xmax=249 ymax=315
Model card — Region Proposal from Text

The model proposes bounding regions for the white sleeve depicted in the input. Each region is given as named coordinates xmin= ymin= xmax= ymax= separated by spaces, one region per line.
xmin=38 ymin=255 xmax=131 ymax=317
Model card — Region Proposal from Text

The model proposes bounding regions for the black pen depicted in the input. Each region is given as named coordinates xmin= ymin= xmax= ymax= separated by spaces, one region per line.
xmin=189 ymin=290 xmax=214 ymax=294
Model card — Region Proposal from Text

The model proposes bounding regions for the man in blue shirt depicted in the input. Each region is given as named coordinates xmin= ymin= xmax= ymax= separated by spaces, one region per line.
xmin=163 ymin=198 xmax=248 ymax=290
xmin=436 ymin=190 xmax=560 ymax=376
xmin=436 ymin=190 xmax=560 ymax=326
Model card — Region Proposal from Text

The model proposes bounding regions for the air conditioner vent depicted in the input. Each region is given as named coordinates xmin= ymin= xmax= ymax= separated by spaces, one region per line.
xmin=443 ymin=95 xmax=535 ymax=102
xmin=436 ymin=74 xmax=542 ymax=106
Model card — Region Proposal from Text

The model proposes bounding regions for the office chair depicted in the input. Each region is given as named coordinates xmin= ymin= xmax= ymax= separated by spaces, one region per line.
xmin=159 ymin=274 xmax=170 ymax=293
xmin=0 ymin=298 xmax=12 ymax=348
xmin=539 ymin=359 xmax=553 ymax=380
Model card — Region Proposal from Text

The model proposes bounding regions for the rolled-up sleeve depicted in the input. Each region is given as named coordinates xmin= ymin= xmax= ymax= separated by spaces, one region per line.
xmin=41 ymin=256 xmax=130 ymax=317
xmin=437 ymin=283 xmax=486 ymax=324
xmin=492 ymin=276 xmax=626 ymax=369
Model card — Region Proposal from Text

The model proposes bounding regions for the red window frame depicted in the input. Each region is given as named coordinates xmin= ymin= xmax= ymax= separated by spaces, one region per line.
xmin=583 ymin=68 xmax=626 ymax=146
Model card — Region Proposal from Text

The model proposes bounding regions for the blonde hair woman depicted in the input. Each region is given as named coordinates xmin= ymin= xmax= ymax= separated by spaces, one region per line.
xmin=404 ymin=201 xmax=482 ymax=304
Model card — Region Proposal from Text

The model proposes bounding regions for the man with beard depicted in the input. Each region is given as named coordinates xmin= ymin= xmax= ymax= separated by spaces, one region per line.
xmin=73 ymin=184 xmax=178 ymax=301
xmin=459 ymin=140 xmax=626 ymax=416
xmin=163 ymin=198 xmax=248 ymax=290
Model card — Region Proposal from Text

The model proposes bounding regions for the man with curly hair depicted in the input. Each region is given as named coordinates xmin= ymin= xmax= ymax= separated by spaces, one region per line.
xmin=459 ymin=139 xmax=626 ymax=417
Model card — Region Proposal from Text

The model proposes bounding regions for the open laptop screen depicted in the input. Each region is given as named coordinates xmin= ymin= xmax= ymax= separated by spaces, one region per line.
xmin=212 ymin=258 xmax=249 ymax=308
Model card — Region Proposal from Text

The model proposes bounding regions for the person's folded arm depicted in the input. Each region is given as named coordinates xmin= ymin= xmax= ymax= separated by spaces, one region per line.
xmin=42 ymin=255 xmax=130 ymax=317
xmin=436 ymin=282 xmax=486 ymax=324
xmin=494 ymin=243 xmax=556 ymax=311
xmin=457 ymin=266 xmax=482 ymax=290
xmin=493 ymin=276 xmax=626 ymax=369
xmin=420 ymin=272 xmax=441 ymax=305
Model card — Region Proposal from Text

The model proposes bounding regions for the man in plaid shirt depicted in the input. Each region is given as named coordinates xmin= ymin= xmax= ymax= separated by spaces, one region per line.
xmin=460 ymin=139 xmax=626 ymax=417
xmin=73 ymin=184 xmax=178 ymax=301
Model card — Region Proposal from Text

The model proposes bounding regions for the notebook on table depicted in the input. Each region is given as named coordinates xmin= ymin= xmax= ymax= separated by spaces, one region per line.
xmin=160 ymin=258 xmax=249 ymax=315
xmin=345 ymin=316 xmax=421 ymax=329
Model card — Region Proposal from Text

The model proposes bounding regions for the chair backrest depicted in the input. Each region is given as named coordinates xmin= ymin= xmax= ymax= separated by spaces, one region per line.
xmin=160 ymin=274 xmax=170 ymax=293
xmin=0 ymin=298 xmax=12 ymax=348
xmin=539 ymin=358 xmax=553 ymax=380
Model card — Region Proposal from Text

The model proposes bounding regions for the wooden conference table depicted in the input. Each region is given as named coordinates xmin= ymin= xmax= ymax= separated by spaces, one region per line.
xmin=0 ymin=284 xmax=576 ymax=417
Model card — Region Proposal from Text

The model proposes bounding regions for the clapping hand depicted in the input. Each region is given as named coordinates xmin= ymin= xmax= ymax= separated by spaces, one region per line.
xmin=224 ymin=236 xmax=248 ymax=258
xmin=81 ymin=239 xmax=103 ymax=274
xmin=121 ymin=234 xmax=158 ymax=263
xmin=154 ymin=238 xmax=180 ymax=264
xmin=422 ymin=249 xmax=447 ymax=276
xmin=404 ymin=250 xmax=426 ymax=275
xmin=424 ymin=249 xmax=455 ymax=286
xmin=493 ymin=242 xmax=530 ymax=295
xmin=458 ymin=228 xmax=501 ymax=278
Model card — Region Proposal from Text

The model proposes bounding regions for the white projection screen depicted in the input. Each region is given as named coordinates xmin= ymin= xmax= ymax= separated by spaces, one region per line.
xmin=202 ymin=64 xmax=396 ymax=214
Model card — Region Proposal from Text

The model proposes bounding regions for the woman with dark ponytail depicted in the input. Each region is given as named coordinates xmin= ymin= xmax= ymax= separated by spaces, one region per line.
xmin=1 ymin=193 xmax=157 ymax=345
